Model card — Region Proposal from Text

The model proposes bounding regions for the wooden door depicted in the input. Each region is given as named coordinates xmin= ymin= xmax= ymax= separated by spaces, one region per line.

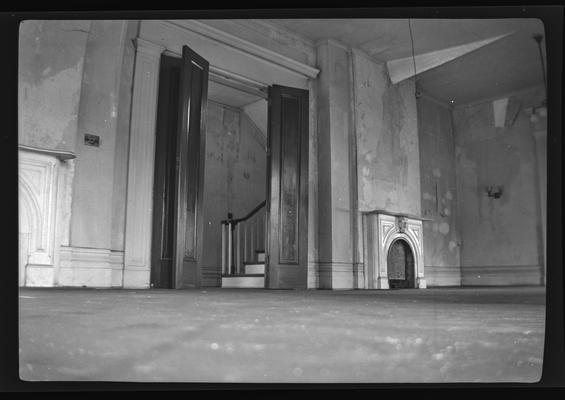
xmin=150 ymin=46 xmax=209 ymax=289
xmin=265 ymin=85 xmax=309 ymax=289
xmin=150 ymin=54 xmax=180 ymax=288
xmin=172 ymin=45 xmax=209 ymax=288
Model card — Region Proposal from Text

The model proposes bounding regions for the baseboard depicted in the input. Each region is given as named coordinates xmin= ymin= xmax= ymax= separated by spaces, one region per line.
xmin=461 ymin=265 xmax=543 ymax=286
xmin=58 ymin=246 xmax=124 ymax=287
xmin=309 ymin=262 xmax=365 ymax=289
xmin=425 ymin=265 xmax=462 ymax=287
xmin=201 ymin=265 xmax=221 ymax=287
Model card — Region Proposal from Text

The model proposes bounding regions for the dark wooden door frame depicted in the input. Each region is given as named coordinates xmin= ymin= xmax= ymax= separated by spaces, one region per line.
xmin=150 ymin=46 xmax=209 ymax=289
xmin=265 ymin=84 xmax=309 ymax=289
xmin=150 ymin=54 xmax=180 ymax=289
xmin=172 ymin=45 xmax=209 ymax=289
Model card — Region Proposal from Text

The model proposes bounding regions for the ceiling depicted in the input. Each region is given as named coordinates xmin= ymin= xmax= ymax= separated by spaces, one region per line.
xmin=267 ymin=18 xmax=547 ymax=105
xmin=206 ymin=18 xmax=546 ymax=107
xmin=208 ymin=80 xmax=263 ymax=108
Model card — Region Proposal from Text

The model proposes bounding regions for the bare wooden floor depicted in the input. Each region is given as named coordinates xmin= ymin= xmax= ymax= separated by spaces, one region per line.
xmin=18 ymin=286 xmax=545 ymax=383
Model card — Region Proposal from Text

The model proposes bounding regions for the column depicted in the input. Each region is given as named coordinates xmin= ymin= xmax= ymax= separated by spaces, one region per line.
xmin=316 ymin=39 xmax=357 ymax=289
xmin=123 ymin=38 xmax=166 ymax=288
xmin=532 ymin=129 xmax=547 ymax=285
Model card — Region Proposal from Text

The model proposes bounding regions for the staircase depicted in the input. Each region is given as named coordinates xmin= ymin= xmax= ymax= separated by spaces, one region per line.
xmin=221 ymin=250 xmax=265 ymax=288
xmin=220 ymin=201 xmax=266 ymax=288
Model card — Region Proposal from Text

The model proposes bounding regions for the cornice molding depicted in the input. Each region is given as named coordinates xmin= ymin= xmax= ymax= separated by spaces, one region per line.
xmin=315 ymin=37 xmax=350 ymax=53
xmin=164 ymin=20 xmax=319 ymax=79
xmin=133 ymin=38 xmax=166 ymax=56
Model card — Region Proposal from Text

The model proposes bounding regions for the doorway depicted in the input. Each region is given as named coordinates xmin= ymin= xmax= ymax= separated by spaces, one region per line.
xmin=150 ymin=47 xmax=309 ymax=290
xmin=387 ymin=239 xmax=415 ymax=289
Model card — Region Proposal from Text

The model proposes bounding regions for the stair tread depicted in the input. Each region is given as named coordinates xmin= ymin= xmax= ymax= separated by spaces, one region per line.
xmin=243 ymin=261 xmax=265 ymax=265
xmin=222 ymin=274 xmax=264 ymax=278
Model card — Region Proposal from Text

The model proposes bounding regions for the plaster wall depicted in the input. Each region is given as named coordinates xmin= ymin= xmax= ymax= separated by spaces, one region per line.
xmin=201 ymin=102 xmax=267 ymax=286
xmin=201 ymin=20 xmax=316 ymax=67
xmin=18 ymin=20 xmax=91 ymax=152
xmin=70 ymin=21 xmax=129 ymax=251
xmin=417 ymin=95 xmax=461 ymax=286
xmin=111 ymin=21 xmax=139 ymax=251
xmin=353 ymin=51 xmax=421 ymax=217
xmin=242 ymin=100 xmax=268 ymax=137
xmin=306 ymin=78 xmax=320 ymax=288
xmin=453 ymin=85 xmax=545 ymax=286
xmin=315 ymin=41 xmax=356 ymax=289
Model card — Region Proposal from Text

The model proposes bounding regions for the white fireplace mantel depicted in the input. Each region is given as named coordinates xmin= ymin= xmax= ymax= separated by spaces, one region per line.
xmin=362 ymin=210 xmax=428 ymax=289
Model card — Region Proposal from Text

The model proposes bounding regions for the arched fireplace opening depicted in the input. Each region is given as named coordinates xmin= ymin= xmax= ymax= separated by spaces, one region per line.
xmin=387 ymin=239 xmax=415 ymax=289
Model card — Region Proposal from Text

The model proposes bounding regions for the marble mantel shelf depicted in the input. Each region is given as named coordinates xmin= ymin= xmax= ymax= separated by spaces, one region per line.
xmin=361 ymin=209 xmax=433 ymax=222
xmin=18 ymin=145 xmax=76 ymax=161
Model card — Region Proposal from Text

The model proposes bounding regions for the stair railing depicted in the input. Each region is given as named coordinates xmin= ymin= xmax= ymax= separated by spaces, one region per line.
xmin=221 ymin=200 xmax=266 ymax=276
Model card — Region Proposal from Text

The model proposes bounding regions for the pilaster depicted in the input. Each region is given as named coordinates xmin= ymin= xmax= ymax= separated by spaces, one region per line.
xmin=315 ymin=40 xmax=357 ymax=289
xmin=123 ymin=38 xmax=166 ymax=288
xmin=532 ymin=128 xmax=547 ymax=285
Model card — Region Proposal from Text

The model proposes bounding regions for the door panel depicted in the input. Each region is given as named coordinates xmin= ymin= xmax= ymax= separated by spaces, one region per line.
xmin=173 ymin=45 xmax=209 ymax=288
xmin=150 ymin=55 xmax=180 ymax=289
xmin=266 ymin=85 xmax=309 ymax=289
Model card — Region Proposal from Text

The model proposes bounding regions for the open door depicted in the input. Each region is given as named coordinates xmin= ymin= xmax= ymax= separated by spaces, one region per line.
xmin=172 ymin=45 xmax=209 ymax=288
xmin=265 ymin=85 xmax=309 ymax=289
xmin=150 ymin=54 xmax=179 ymax=288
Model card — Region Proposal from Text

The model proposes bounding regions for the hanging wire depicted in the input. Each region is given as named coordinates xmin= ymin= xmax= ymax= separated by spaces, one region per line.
xmin=533 ymin=34 xmax=547 ymax=103
xmin=408 ymin=18 xmax=420 ymax=99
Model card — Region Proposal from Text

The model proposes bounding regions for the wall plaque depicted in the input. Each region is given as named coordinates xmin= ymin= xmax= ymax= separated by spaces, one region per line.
xmin=84 ymin=134 xmax=100 ymax=147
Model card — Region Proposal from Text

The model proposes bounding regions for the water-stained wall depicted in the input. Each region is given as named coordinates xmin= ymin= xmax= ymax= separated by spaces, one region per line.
xmin=353 ymin=50 xmax=421 ymax=217
xmin=417 ymin=95 xmax=461 ymax=286
xmin=201 ymin=102 xmax=267 ymax=286
xmin=19 ymin=20 xmax=91 ymax=152
xmin=202 ymin=20 xmax=316 ymax=68
xmin=69 ymin=21 xmax=131 ymax=251
xmin=453 ymin=85 xmax=545 ymax=285
xmin=315 ymin=40 xmax=358 ymax=289
xmin=111 ymin=21 xmax=139 ymax=251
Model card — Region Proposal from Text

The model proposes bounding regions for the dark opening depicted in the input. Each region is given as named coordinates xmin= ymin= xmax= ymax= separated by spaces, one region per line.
xmin=387 ymin=239 xmax=415 ymax=289
xmin=150 ymin=55 xmax=181 ymax=289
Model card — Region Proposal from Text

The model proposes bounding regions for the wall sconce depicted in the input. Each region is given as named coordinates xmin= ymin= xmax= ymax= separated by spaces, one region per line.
xmin=486 ymin=185 xmax=503 ymax=199
xmin=525 ymin=102 xmax=547 ymax=123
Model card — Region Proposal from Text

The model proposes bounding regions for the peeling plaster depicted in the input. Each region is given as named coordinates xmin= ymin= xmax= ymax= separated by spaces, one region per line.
xmin=19 ymin=21 xmax=90 ymax=152
xmin=438 ymin=222 xmax=450 ymax=235
xmin=354 ymin=52 xmax=420 ymax=216
xmin=418 ymin=96 xmax=460 ymax=270
xmin=20 ymin=65 xmax=83 ymax=150
xmin=453 ymin=86 xmax=543 ymax=267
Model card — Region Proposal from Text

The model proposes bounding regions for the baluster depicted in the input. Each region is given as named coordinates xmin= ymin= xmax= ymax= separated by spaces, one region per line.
xmin=243 ymin=223 xmax=248 ymax=265
xmin=249 ymin=217 xmax=255 ymax=262
xmin=221 ymin=223 xmax=226 ymax=275
xmin=236 ymin=223 xmax=241 ymax=274
xmin=252 ymin=215 xmax=257 ymax=251
xmin=228 ymin=222 xmax=233 ymax=275
xmin=256 ymin=214 xmax=260 ymax=259
xmin=259 ymin=211 xmax=264 ymax=251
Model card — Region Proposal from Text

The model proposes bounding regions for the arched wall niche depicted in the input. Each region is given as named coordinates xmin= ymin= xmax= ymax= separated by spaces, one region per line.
xmin=386 ymin=237 xmax=416 ymax=288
